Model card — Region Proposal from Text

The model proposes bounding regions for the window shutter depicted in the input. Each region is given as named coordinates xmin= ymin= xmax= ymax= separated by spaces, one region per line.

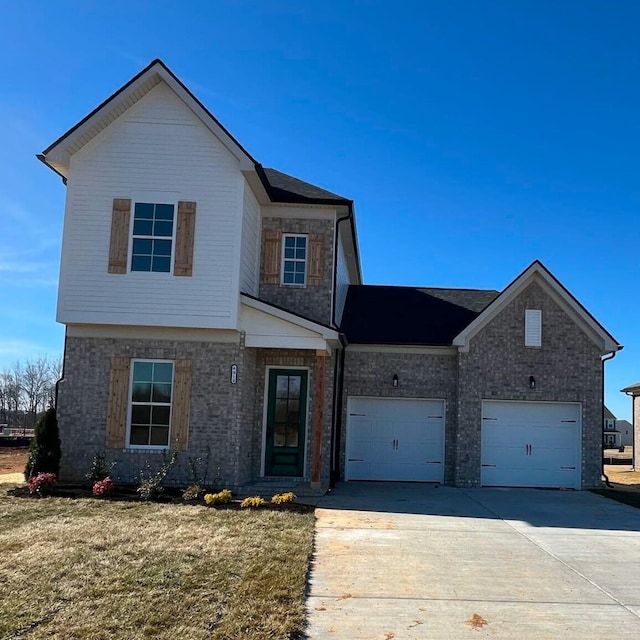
xmin=262 ymin=230 xmax=281 ymax=284
xmin=108 ymin=199 xmax=131 ymax=274
xmin=105 ymin=357 xmax=130 ymax=448
xmin=525 ymin=309 xmax=542 ymax=347
xmin=171 ymin=359 xmax=192 ymax=451
xmin=174 ymin=201 xmax=196 ymax=277
xmin=307 ymin=233 xmax=324 ymax=286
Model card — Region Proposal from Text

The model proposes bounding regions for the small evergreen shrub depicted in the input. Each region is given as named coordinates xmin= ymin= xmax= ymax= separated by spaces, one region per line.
xmin=92 ymin=477 xmax=115 ymax=496
xmin=204 ymin=489 xmax=233 ymax=505
xmin=240 ymin=496 xmax=265 ymax=508
xmin=271 ymin=492 xmax=296 ymax=504
xmin=85 ymin=451 xmax=115 ymax=483
xmin=24 ymin=407 xmax=61 ymax=481
xmin=28 ymin=472 xmax=57 ymax=495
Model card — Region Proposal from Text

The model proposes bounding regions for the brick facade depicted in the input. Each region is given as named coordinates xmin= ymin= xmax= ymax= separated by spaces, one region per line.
xmin=58 ymin=336 xmax=334 ymax=490
xmin=456 ymin=281 xmax=602 ymax=488
xmin=341 ymin=281 xmax=604 ymax=489
xmin=342 ymin=350 xmax=458 ymax=483
xmin=259 ymin=217 xmax=335 ymax=326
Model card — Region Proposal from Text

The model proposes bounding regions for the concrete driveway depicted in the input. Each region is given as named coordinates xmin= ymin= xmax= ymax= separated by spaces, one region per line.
xmin=306 ymin=483 xmax=640 ymax=639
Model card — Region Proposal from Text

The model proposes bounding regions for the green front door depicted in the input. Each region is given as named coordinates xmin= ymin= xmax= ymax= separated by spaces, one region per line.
xmin=265 ymin=369 xmax=308 ymax=477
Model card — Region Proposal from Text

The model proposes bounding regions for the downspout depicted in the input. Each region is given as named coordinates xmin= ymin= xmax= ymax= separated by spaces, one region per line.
xmin=54 ymin=327 xmax=68 ymax=411
xmin=623 ymin=389 xmax=635 ymax=471
xmin=601 ymin=350 xmax=617 ymax=487
xmin=329 ymin=208 xmax=355 ymax=487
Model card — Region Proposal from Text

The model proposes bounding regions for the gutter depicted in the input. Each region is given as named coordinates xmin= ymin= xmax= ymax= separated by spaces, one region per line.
xmin=601 ymin=349 xmax=620 ymax=487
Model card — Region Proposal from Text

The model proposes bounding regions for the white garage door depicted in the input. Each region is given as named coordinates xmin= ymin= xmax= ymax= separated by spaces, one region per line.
xmin=481 ymin=401 xmax=581 ymax=489
xmin=346 ymin=397 xmax=445 ymax=482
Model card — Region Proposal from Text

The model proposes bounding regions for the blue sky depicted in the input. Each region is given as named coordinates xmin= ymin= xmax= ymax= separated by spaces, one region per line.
xmin=0 ymin=1 xmax=638 ymax=419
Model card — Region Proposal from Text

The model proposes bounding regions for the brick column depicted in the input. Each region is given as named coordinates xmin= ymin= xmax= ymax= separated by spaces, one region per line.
xmin=311 ymin=349 xmax=326 ymax=489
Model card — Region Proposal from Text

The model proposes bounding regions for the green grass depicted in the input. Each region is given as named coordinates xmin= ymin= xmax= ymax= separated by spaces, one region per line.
xmin=0 ymin=484 xmax=315 ymax=639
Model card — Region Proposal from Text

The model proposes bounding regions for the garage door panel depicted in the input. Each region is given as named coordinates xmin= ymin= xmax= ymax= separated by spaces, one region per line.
xmin=346 ymin=398 xmax=445 ymax=482
xmin=481 ymin=401 xmax=581 ymax=489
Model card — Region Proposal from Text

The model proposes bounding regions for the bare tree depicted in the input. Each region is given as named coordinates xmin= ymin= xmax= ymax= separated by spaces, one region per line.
xmin=23 ymin=356 xmax=52 ymax=424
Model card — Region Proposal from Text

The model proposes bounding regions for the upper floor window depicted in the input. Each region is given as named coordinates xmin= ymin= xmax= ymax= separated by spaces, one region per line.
xmin=128 ymin=360 xmax=174 ymax=447
xmin=282 ymin=234 xmax=307 ymax=285
xmin=525 ymin=309 xmax=542 ymax=347
xmin=131 ymin=202 xmax=175 ymax=273
xmin=604 ymin=419 xmax=615 ymax=431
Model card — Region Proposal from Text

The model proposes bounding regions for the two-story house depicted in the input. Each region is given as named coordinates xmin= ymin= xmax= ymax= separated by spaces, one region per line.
xmin=39 ymin=60 xmax=621 ymax=492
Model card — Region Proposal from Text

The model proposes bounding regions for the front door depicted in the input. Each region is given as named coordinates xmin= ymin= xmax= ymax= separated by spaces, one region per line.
xmin=265 ymin=369 xmax=308 ymax=477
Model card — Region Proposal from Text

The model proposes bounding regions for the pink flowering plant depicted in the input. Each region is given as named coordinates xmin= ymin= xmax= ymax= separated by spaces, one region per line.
xmin=28 ymin=472 xmax=58 ymax=495
xmin=92 ymin=477 xmax=115 ymax=496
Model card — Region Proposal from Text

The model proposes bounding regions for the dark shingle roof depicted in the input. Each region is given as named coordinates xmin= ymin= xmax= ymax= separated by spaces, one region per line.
xmin=262 ymin=168 xmax=350 ymax=204
xmin=341 ymin=285 xmax=500 ymax=345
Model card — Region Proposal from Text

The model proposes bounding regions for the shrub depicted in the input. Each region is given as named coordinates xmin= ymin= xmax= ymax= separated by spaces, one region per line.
xmin=204 ymin=489 xmax=233 ymax=505
xmin=85 ymin=451 xmax=115 ymax=483
xmin=182 ymin=484 xmax=202 ymax=501
xmin=28 ymin=472 xmax=57 ymax=495
xmin=240 ymin=496 xmax=265 ymax=509
xmin=24 ymin=407 xmax=61 ymax=481
xmin=271 ymin=492 xmax=296 ymax=504
xmin=136 ymin=451 xmax=178 ymax=501
xmin=92 ymin=477 xmax=115 ymax=496
xmin=186 ymin=444 xmax=212 ymax=491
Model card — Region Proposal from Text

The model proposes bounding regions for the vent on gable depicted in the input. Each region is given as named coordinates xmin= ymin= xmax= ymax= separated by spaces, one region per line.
xmin=525 ymin=309 xmax=542 ymax=347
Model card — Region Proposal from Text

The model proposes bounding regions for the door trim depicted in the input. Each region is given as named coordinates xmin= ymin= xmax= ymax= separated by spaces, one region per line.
xmin=345 ymin=396 xmax=446 ymax=482
xmin=260 ymin=366 xmax=310 ymax=478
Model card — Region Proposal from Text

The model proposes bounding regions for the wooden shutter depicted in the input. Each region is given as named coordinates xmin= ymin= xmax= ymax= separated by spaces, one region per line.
xmin=105 ymin=357 xmax=130 ymax=448
xmin=307 ymin=233 xmax=324 ymax=286
xmin=262 ymin=230 xmax=281 ymax=284
xmin=171 ymin=359 xmax=192 ymax=451
xmin=108 ymin=199 xmax=131 ymax=274
xmin=174 ymin=201 xmax=196 ymax=277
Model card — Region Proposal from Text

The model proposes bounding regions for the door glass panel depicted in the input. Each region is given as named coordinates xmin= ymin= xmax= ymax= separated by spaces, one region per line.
xmin=287 ymin=399 xmax=299 ymax=422
xmin=274 ymin=423 xmax=286 ymax=447
xmin=276 ymin=375 xmax=289 ymax=399
xmin=286 ymin=425 xmax=299 ymax=448
xmin=288 ymin=376 xmax=301 ymax=398
xmin=275 ymin=399 xmax=287 ymax=423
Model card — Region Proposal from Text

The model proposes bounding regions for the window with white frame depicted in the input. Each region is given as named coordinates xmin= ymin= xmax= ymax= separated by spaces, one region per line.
xmin=604 ymin=419 xmax=615 ymax=431
xmin=282 ymin=234 xmax=307 ymax=285
xmin=131 ymin=202 xmax=175 ymax=272
xmin=129 ymin=360 xmax=173 ymax=447
xmin=524 ymin=309 xmax=542 ymax=347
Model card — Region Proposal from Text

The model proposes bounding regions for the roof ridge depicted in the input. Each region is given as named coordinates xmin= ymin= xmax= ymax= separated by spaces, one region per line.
xmin=351 ymin=284 xmax=500 ymax=293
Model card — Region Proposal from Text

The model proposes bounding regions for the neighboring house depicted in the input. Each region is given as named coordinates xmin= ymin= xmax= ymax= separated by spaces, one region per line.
xmin=38 ymin=59 xmax=622 ymax=492
xmin=618 ymin=420 xmax=633 ymax=447
xmin=621 ymin=381 xmax=640 ymax=468
xmin=603 ymin=406 xmax=620 ymax=448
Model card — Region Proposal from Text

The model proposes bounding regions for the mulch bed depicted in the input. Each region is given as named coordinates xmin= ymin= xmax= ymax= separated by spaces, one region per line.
xmin=591 ymin=488 xmax=640 ymax=510
xmin=6 ymin=483 xmax=314 ymax=512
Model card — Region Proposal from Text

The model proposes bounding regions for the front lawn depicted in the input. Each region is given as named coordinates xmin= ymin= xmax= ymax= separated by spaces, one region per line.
xmin=0 ymin=482 xmax=315 ymax=639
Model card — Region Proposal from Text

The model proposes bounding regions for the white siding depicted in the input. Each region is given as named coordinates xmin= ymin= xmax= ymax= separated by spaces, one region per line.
xmin=335 ymin=231 xmax=350 ymax=325
xmin=240 ymin=181 xmax=261 ymax=295
xmin=57 ymin=82 xmax=243 ymax=329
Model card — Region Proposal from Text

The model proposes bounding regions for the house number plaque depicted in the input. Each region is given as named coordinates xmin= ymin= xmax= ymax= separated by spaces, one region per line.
xmin=231 ymin=364 xmax=238 ymax=384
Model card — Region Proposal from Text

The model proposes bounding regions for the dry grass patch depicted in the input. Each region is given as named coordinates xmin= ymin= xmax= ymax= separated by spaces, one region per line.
xmin=0 ymin=485 xmax=315 ymax=639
